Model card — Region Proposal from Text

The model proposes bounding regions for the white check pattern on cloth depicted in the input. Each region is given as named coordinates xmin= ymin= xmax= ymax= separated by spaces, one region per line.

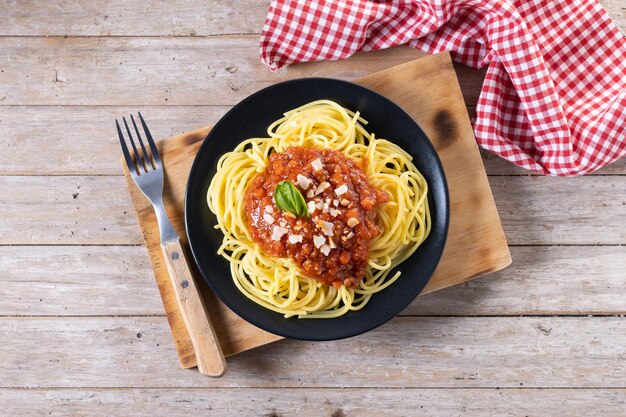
xmin=260 ymin=0 xmax=626 ymax=175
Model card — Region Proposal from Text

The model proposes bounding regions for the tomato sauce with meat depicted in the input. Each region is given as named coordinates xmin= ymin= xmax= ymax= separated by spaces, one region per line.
xmin=244 ymin=146 xmax=388 ymax=288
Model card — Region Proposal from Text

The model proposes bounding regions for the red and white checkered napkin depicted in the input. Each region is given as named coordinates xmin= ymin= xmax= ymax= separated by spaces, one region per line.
xmin=260 ymin=0 xmax=626 ymax=175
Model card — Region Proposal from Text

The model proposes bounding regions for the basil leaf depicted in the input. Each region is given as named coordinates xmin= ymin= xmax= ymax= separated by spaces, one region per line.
xmin=274 ymin=180 xmax=310 ymax=218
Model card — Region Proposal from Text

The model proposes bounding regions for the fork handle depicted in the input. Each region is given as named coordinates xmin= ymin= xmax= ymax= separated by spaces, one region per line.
xmin=161 ymin=238 xmax=227 ymax=377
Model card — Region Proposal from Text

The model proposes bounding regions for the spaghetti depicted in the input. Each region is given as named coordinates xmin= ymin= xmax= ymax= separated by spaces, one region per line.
xmin=208 ymin=100 xmax=430 ymax=318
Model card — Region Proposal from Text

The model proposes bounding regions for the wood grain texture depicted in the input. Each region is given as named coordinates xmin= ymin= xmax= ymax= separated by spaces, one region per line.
xmin=489 ymin=176 xmax=626 ymax=245
xmin=1 ymin=105 xmax=624 ymax=176
xmin=0 ymin=37 xmax=485 ymax=107
xmin=1 ymin=245 xmax=624 ymax=316
xmin=1 ymin=0 xmax=622 ymax=36
xmin=0 ymin=246 xmax=162 ymax=316
xmin=161 ymin=239 xmax=226 ymax=376
xmin=0 ymin=106 xmax=230 ymax=175
xmin=1 ymin=316 xmax=625 ymax=388
xmin=0 ymin=176 xmax=141 ymax=245
xmin=1 ymin=388 xmax=625 ymax=417
xmin=123 ymin=53 xmax=510 ymax=368
xmin=408 ymin=245 xmax=626 ymax=315
xmin=0 ymin=0 xmax=269 ymax=36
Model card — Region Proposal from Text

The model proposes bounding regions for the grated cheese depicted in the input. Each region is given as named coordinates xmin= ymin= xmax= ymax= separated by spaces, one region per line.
xmin=320 ymin=221 xmax=334 ymax=236
xmin=313 ymin=235 xmax=326 ymax=249
xmin=315 ymin=181 xmax=330 ymax=195
xmin=335 ymin=184 xmax=348 ymax=196
xmin=288 ymin=234 xmax=303 ymax=244
xmin=296 ymin=174 xmax=311 ymax=190
xmin=271 ymin=226 xmax=288 ymax=241
xmin=311 ymin=158 xmax=323 ymax=171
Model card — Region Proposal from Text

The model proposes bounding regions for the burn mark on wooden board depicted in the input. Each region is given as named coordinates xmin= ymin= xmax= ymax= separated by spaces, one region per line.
xmin=182 ymin=132 xmax=206 ymax=148
xmin=433 ymin=109 xmax=458 ymax=148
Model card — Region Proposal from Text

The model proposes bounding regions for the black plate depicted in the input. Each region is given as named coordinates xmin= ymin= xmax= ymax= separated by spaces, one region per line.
xmin=185 ymin=78 xmax=449 ymax=341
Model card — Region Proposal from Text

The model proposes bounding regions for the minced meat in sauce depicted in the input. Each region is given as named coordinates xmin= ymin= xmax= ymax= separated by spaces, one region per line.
xmin=244 ymin=146 xmax=388 ymax=288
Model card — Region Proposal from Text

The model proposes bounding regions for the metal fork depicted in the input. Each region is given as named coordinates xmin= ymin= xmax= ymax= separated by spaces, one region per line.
xmin=117 ymin=113 xmax=226 ymax=377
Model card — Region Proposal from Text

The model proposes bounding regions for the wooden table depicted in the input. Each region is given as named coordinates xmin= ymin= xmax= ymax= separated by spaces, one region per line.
xmin=1 ymin=2 xmax=624 ymax=415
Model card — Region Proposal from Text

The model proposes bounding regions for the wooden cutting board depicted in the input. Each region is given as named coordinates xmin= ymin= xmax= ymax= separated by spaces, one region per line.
xmin=123 ymin=51 xmax=511 ymax=369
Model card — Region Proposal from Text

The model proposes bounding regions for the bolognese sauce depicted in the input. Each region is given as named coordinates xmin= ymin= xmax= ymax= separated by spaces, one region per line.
xmin=244 ymin=146 xmax=388 ymax=288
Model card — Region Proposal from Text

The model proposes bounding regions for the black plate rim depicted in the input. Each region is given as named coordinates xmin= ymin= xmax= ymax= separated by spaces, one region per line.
xmin=185 ymin=77 xmax=449 ymax=341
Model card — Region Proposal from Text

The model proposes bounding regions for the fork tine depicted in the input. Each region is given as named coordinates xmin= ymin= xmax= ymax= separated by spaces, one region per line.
xmin=123 ymin=116 xmax=147 ymax=173
xmin=131 ymin=114 xmax=154 ymax=170
xmin=116 ymin=120 xmax=138 ymax=176
xmin=138 ymin=112 xmax=162 ymax=167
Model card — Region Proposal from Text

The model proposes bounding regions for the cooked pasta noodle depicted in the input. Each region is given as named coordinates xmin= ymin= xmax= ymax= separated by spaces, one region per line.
xmin=208 ymin=100 xmax=430 ymax=318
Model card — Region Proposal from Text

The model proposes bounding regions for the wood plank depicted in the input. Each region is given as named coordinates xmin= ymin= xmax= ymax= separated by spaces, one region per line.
xmin=1 ymin=316 xmax=624 ymax=388
xmin=0 ymin=388 xmax=625 ymax=416
xmin=0 ymin=106 xmax=230 ymax=175
xmin=1 ymin=246 xmax=624 ymax=316
xmin=489 ymin=176 xmax=626 ymax=245
xmin=0 ymin=37 xmax=485 ymax=106
xmin=0 ymin=246 xmax=163 ymax=316
xmin=409 ymin=245 xmax=626 ymax=315
xmin=0 ymin=176 xmax=141 ymax=245
xmin=1 ymin=105 xmax=624 ymax=176
xmin=1 ymin=0 xmax=622 ymax=36
xmin=0 ymin=1 xmax=269 ymax=36
xmin=0 ymin=175 xmax=623 ymax=245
